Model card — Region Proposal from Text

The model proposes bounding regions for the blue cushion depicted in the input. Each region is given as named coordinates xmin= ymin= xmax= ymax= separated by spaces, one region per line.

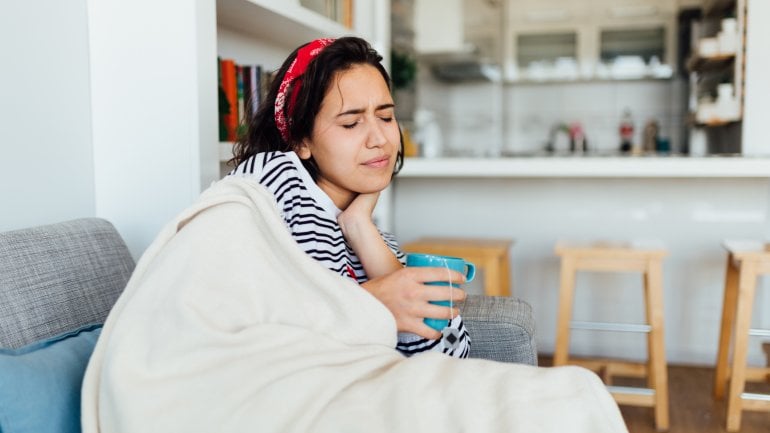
xmin=0 ymin=324 xmax=102 ymax=433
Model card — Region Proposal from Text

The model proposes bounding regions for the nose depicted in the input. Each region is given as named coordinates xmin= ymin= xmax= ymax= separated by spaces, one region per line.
xmin=365 ymin=116 xmax=388 ymax=149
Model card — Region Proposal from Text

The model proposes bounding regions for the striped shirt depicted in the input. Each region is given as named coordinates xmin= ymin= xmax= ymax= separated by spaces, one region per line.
xmin=228 ymin=151 xmax=470 ymax=358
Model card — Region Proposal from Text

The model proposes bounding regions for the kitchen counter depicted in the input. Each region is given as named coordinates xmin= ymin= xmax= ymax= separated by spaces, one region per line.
xmin=386 ymin=155 xmax=770 ymax=366
xmin=398 ymin=155 xmax=770 ymax=178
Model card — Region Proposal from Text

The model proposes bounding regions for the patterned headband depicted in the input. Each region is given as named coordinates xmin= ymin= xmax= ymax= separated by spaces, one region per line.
xmin=274 ymin=38 xmax=336 ymax=143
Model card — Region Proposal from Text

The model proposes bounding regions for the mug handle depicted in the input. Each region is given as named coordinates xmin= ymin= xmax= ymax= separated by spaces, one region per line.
xmin=464 ymin=263 xmax=476 ymax=283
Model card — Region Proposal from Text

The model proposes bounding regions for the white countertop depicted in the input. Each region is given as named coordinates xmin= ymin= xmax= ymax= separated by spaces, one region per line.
xmin=397 ymin=156 xmax=770 ymax=178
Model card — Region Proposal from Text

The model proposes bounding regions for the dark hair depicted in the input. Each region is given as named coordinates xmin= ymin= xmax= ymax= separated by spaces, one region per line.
xmin=230 ymin=36 xmax=404 ymax=180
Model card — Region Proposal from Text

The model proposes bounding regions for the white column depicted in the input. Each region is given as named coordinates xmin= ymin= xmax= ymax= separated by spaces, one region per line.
xmin=87 ymin=0 xmax=218 ymax=257
xmin=742 ymin=0 xmax=770 ymax=156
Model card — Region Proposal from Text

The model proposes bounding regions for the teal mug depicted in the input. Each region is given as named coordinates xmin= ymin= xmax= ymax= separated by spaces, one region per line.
xmin=405 ymin=253 xmax=476 ymax=331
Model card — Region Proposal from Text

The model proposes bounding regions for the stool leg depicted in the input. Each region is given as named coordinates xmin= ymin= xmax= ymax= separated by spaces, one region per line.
xmin=645 ymin=259 xmax=669 ymax=431
xmin=554 ymin=257 xmax=576 ymax=366
xmin=715 ymin=254 xmax=740 ymax=400
xmin=726 ymin=261 xmax=757 ymax=432
xmin=499 ymin=252 xmax=511 ymax=296
xmin=644 ymin=272 xmax=656 ymax=391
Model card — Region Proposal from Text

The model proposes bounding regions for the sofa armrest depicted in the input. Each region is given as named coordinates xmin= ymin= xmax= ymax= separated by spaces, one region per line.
xmin=0 ymin=218 xmax=135 ymax=349
xmin=459 ymin=295 xmax=537 ymax=365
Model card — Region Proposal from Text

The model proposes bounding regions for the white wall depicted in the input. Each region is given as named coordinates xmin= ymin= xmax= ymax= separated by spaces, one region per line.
xmin=417 ymin=73 xmax=685 ymax=157
xmin=504 ymin=79 xmax=685 ymax=155
xmin=0 ymin=0 xmax=95 ymax=231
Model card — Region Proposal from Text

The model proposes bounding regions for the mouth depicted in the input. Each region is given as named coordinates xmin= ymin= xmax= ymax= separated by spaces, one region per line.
xmin=362 ymin=156 xmax=390 ymax=169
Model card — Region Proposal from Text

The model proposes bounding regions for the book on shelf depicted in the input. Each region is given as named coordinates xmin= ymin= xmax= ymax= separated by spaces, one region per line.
xmin=218 ymin=58 xmax=275 ymax=144
xmin=236 ymin=65 xmax=245 ymax=138
xmin=300 ymin=0 xmax=354 ymax=28
xmin=219 ymin=58 xmax=238 ymax=142
xmin=217 ymin=57 xmax=229 ymax=142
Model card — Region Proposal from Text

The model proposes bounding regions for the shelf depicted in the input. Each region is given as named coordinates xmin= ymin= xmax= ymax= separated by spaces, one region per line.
xmin=696 ymin=118 xmax=741 ymax=127
xmin=503 ymin=76 xmax=673 ymax=86
xmin=685 ymin=111 xmax=740 ymax=128
xmin=219 ymin=142 xmax=234 ymax=162
xmin=686 ymin=53 xmax=735 ymax=72
xmin=704 ymin=0 xmax=737 ymax=17
xmin=396 ymin=156 xmax=770 ymax=179
xmin=216 ymin=0 xmax=355 ymax=48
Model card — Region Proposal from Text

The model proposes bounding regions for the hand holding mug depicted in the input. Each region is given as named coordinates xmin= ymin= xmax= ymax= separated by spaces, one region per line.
xmin=360 ymin=264 xmax=467 ymax=339
xmin=406 ymin=253 xmax=475 ymax=331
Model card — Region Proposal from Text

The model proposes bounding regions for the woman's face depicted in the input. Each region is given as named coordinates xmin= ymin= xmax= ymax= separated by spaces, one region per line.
xmin=297 ymin=64 xmax=400 ymax=210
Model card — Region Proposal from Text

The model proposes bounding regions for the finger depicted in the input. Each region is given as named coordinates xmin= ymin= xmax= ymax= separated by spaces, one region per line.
xmin=421 ymin=286 xmax=467 ymax=303
xmin=422 ymin=303 xmax=461 ymax=320
xmin=412 ymin=323 xmax=442 ymax=341
xmin=397 ymin=316 xmax=442 ymax=340
xmin=409 ymin=267 xmax=467 ymax=285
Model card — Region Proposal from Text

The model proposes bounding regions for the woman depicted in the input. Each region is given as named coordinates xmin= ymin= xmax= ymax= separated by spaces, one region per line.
xmin=228 ymin=37 xmax=470 ymax=357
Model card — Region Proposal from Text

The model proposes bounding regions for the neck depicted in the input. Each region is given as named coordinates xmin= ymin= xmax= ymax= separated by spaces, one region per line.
xmin=316 ymin=179 xmax=354 ymax=210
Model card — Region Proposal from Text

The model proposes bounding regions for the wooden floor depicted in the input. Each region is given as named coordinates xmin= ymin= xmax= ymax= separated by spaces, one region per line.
xmin=539 ymin=357 xmax=770 ymax=433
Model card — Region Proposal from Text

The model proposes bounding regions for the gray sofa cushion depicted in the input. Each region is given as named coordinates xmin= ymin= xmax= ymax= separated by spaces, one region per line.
xmin=461 ymin=295 xmax=537 ymax=365
xmin=0 ymin=217 xmax=537 ymax=365
xmin=0 ymin=218 xmax=134 ymax=349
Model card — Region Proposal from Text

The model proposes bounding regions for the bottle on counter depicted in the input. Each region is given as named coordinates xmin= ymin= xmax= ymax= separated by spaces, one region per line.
xmin=569 ymin=122 xmax=588 ymax=153
xmin=619 ymin=108 xmax=634 ymax=153
xmin=642 ymin=119 xmax=659 ymax=154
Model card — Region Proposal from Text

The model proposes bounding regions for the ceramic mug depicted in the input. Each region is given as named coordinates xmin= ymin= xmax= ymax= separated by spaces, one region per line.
xmin=405 ymin=253 xmax=476 ymax=331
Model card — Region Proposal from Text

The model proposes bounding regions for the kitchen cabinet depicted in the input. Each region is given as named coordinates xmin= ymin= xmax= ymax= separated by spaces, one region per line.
xmin=412 ymin=0 xmax=503 ymax=84
xmin=505 ymin=0 xmax=677 ymax=82
xmin=413 ymin=0 xmax=465 ymax=54
xmin=413 ymin=0 xmax=681 ymax=83
xmin=414 ymin=0 xmax=502 ymax=57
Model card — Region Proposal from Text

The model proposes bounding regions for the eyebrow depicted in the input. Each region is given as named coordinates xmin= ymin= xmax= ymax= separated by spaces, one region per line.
xmin=336 ymin=103 xmax=395 ymax=117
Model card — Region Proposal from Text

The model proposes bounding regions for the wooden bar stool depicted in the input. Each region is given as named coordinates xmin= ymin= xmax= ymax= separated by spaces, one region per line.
xmin=553 ymin=240 xmax=669 ymax=431
xmin=401 ymin=237 xmax=513 ymax=296
xmin=713 ymin=240 xmax=770 ymax=432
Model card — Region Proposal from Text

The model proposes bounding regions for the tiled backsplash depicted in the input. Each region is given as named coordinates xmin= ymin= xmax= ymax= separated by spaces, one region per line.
xmin=417 ymin=72 xmax=687 ymax=156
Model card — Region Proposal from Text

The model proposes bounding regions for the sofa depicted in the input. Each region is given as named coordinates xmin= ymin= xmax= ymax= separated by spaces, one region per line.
xmin=0 ymin=217 xmax=537 ymax=432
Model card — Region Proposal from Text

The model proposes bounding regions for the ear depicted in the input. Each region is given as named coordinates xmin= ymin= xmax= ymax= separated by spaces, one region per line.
xmin=296 ymin=139 xmax=312 ymax=160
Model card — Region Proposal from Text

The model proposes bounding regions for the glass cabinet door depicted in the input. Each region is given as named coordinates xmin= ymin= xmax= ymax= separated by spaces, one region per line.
xmin=515 ymin=31 xmax=578 ymax=81
xmin=598 ymin=26 xmax=671 ymax=79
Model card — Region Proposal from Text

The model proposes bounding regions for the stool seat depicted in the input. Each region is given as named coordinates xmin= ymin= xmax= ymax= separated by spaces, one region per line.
xmin=554 ymin=240 xmax=669 ymax=431
xmin=401 ymin=237 xmax=513 ymax=297
xmin=555 ymin=239 xmax=667 ymax=255
xmin=714 ymin=240 xmax=770 ymax=431
xmin=555 ymin=241 xmax=667 ymax=273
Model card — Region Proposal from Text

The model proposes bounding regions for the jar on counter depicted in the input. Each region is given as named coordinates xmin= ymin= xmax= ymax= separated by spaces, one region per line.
xmin=414 ymin=109 xmax=442 ymax=158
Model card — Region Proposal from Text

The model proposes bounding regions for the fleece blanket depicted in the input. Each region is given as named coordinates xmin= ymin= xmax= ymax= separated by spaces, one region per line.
xmin=81 ymin=177 xmax=627 ymax=433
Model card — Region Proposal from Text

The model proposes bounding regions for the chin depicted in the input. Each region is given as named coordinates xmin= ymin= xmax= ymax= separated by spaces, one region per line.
xmin=359 ymin=179 xmax=391 ymax=194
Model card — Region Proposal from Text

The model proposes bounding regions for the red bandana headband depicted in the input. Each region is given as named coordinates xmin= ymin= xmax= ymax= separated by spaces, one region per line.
xmin=275 ymin=38 xmax=335 ymax=143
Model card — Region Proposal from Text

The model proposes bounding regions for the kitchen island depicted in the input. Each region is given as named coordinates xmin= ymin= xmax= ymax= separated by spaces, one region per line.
xmin=397 ymin=154 xmax=770 ymax=178
xmin=384 ymin=155 xmax=770 ymax=366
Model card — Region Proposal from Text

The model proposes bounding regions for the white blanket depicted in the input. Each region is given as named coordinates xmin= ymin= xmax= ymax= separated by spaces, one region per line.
xmin=82 ymin=177 xmax=628 ymax=433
